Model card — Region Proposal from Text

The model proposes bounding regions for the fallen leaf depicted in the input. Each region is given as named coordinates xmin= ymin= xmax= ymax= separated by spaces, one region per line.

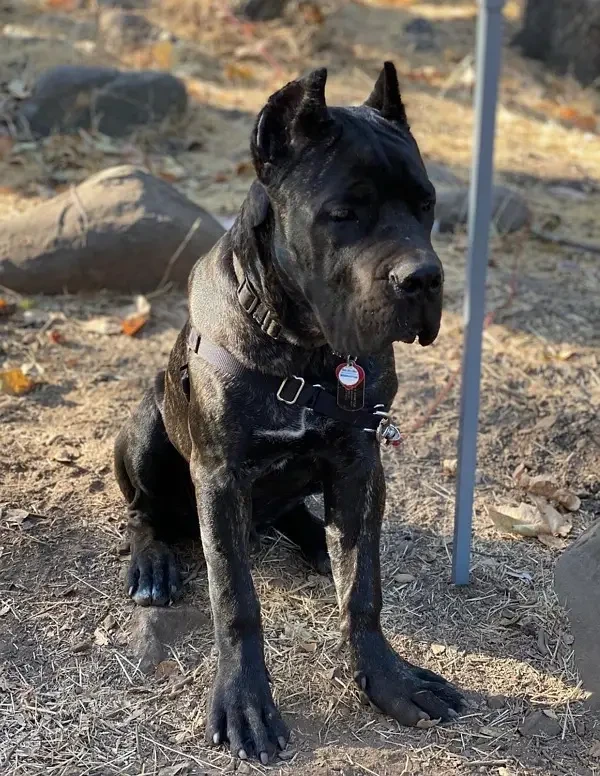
xmin=554 ymin=488 xmax=581 ymax=512
xmin=533 ymin=498 xmax=572 ymax=537
xmin=516 ymin=471 xmax=581 ymax=512
xmin=0 ymin=368 xmax=35 ymax=396
xmin=0 ymin=298 xmax=17 ymax=317
xmin=589 ymin=739 xmax=600 ymax=758
xmin=224 ymin=63 xmax=256 ymax=82
xmin=299 ymin=1 xmax=324 ymax=24
xmin=416 ymin=717 xmax=441 ymax=729
xmin=158 ymin=765 xmax=190 ymax=776
xmin=235 ymin=160 xmax=253 ymax=177
xmin=299 ymin=641 xmax=318 ymax=654
xmin=488 ymin=503 xmax=541 ymax=537
xmin=489 ymin=499 xmax=571 ymax=543
xmin=94 ymin=627 xmax=110 ymax=646
xmin=4 ymin=509 xmax=47 ymax=530
xmin=537 ymin=534 xmax=567 ymax=551
xmin=81 ymin=317 xmax=121 ymax=335
xmin=0 ymin=605 xmax=10 ymax=617
xmin=535 ymin=414 xmax=558 ymax=431
xmin=121 ymin=295 xmax=151 ymax=336
xmin=442 ymin=458 xmax=457 ymax=477
xmin=151 ymin=40 xmax=174 ymax=70
xmin=121 ymin=313 xmax=148 ymax=336
xmin=394 ymin=572 xmax=416 ymax=585
xmin=558 ymin=106 xmax=596 ymax=132
xmin=47 ymin=329 xmax=64 ymax=344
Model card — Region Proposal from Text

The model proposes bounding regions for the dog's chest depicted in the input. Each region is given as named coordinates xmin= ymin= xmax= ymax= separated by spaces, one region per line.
xmin=244 ymin=405 xmax=329 ymax=478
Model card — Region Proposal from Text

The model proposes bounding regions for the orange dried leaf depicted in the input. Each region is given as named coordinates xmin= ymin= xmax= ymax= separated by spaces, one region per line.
xmin=46 ymin=0 xmax=78 ymax=8
xmin=47 ymin=329 xmax=64 ymax=344
xmin=0 ymin=299 xmax=17 ymax=317
xmin=558 ymin=106 xmax=597 ymax=132
xmin=224 ymin=63 xmax=255 ymax=82
xmin=0 ymin=368 xmax=35 ymax=396
xmin=151 ymin=40 xmax=174 ymax=70
xmin=121 ymin=313 xmax=148 ymax=337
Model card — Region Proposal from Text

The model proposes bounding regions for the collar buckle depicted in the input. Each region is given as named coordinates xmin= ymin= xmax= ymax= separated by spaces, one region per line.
xmin=277 ymin=376 xmax=305 ymax=405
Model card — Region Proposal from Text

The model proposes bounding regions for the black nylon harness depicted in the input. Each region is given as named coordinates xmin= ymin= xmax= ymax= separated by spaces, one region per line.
xmin=185 ymin=326 xmax=387 ymax=434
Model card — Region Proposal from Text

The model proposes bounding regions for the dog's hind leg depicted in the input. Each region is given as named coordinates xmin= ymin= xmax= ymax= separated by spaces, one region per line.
xmin=273 ymin=502 xmax=331 ymax=574
xmin=114 ymin=373 xmax=197 ymax=606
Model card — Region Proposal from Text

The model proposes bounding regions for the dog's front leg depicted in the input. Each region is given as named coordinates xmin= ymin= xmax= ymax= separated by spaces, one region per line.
xmin=324 ymin=447 xmax=463 ymax=725
xmin=190 ymin=452 xmax=288 ymax=763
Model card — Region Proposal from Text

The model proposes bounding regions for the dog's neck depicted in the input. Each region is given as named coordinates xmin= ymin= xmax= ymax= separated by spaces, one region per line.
xmin=230 ymin=182 xmax=326 ymax=352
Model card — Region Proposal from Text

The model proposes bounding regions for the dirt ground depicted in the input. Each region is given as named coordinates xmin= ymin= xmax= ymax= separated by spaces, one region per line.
xmin=1 ymin=1 xmax=600 ymax=775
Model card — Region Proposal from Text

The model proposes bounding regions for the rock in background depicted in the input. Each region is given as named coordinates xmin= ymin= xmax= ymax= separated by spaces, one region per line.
xmin=19 ymin=66 xmax=187 ymax=138
xmin=555 ymin=522 xmax=600 ymax=708
xmin=0 ymin=166 xmax=225 ymax=294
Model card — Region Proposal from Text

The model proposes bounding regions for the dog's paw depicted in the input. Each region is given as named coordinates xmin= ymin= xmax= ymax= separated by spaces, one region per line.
xmin=206 ymin=663 xmax=289 ymax=763
xmin=126 ymin=541 xmax=182 ymax=607
xmin=353 ymin=636 xmax=463 ymax=726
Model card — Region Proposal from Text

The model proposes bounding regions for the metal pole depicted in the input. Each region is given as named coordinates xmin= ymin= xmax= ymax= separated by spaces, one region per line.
xmin=452 ymin=0 xmax=506 ymax=585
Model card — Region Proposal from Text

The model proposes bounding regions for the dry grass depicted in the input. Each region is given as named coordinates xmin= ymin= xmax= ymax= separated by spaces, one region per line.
xmin=1 ymin=1 xmax=600 ymax=775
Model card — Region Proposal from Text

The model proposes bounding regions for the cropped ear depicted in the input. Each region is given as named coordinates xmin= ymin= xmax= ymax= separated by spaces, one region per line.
xmin=364 ymin=61 xmax=408 ymax=125
xmin=251 ymin=68 xmax=332 ymax=182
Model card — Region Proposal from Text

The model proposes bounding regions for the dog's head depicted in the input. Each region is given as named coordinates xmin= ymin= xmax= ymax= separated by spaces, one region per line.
xmin=248 ymin=62 xmax=443 ymax=356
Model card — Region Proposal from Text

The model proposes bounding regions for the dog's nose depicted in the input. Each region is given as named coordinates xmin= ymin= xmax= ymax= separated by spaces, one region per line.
xmin=389 ymin=261 xmax=443 ymax=297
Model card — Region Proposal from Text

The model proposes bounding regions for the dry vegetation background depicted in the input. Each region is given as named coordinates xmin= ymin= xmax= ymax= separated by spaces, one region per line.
xmin=1 ymin=1 xmax=600 ymax=775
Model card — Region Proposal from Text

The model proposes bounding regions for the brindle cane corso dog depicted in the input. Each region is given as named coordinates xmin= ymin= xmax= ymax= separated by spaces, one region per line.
xmin=114 ymin=62 xmax=463 ymax=763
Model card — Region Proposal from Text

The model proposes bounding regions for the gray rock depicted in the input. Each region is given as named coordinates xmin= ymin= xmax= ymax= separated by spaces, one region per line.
xmin=424 ymin=161 xmax=462 ymax=189
xmin=97 ymin=0 xmax=148 ymax=7
xmin=434 ymin=184 xmax=530 ymax=234
xmin=404 ymin=17 xmax=437 ymax=51
xmin=518 ymin=710 xmax=562 ymax=738
xmin=129 ymin=605 xmax=209 ymax=674
xmin=20 ymin=66 xmax=187 ymax=137
xmin=233 ymin=0 xmax=288 ymax=21
xmin=0 ymin=165 xmax=225 ymax=294
xmin=99 ymin=10 xmax=156 ymax=53
xmin=555 ymin=522 xmax=600 ymax=708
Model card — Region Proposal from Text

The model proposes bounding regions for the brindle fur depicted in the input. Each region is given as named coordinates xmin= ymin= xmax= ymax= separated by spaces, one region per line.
xmin=114 ymin=63 xmax=462 ymax=764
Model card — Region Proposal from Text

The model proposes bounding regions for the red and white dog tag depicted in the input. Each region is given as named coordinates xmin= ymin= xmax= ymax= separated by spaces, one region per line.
xmin=336 ymin=358 xmax=365 ymax=411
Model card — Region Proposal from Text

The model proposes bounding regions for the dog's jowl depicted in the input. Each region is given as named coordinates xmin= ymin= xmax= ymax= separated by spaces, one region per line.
xmin=114 ymin=62 xmax=462 ymax=762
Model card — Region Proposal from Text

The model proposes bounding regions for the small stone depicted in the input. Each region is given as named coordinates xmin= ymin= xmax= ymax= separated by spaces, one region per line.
xmin=430 ymin=643 xmax=446 ymax=656
xmin=72 ymin=640 xmax=92 ymax=654
xmin=518 ymin=710 xmax=562 ymax=738
xmin=237 ymin=762 xmax=251 ymax=774
xmin=487 ymin=694 xmax=506 ymax=709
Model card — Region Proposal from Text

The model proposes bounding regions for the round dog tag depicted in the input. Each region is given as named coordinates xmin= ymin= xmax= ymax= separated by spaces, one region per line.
xmin=336 ymin=362 xmax=365 ymax=389
xmin=336 ymin=361 xmax=366 ymax=411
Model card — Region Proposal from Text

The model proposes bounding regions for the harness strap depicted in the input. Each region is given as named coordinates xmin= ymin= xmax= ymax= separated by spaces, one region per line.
xmin=186 ymin=326 xmax=385 ymax=433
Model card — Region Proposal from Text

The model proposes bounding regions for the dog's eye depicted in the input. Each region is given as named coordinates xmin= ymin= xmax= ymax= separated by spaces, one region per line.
xmin=421 ymin=198 xmax=435 ymax=213
xmin=328 ymin=208 xmax=357 ymax=222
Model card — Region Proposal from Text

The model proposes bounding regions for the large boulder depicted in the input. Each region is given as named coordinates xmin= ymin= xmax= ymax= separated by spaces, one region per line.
xmin=434 ymin=184 xmax=530 ymax=235
xmin=554 ymin=522 xmax=600 ymax=708
xmin=0 ymin=166 xmax=225 ymax=294
xmin=20 ymin=66 xmax=187 ymax=137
